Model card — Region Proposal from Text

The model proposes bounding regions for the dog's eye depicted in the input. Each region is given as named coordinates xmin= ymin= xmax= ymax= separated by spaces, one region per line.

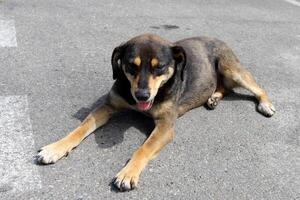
xmin=154 ymin=65 xmax=166 ymax=75
xmin=126 ymin=64 xmax=138 ymax=75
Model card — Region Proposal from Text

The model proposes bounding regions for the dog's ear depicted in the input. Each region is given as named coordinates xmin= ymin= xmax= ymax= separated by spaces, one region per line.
xmin=111 ymin=43 xmax=126 ymax=80
xmin=171 ymin=46 xmax=186 ymax=81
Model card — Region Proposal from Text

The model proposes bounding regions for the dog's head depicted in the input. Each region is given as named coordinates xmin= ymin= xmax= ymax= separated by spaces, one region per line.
xmin=111 ymin=34 xmax=186 ymax=111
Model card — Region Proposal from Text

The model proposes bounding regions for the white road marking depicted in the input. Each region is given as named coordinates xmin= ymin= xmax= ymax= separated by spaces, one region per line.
xmin=0 ymin=20 xmax=17 ymax=47
xmin=0 ymin=96 xmax=41 ymax=193
xmin=284 ymin=0 xmax=300 ymax=7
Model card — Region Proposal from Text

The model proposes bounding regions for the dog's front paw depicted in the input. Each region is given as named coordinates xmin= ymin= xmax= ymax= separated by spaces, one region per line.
xmin=112 ymin=165 xmax=140 ymax=192
xmin=258 ymin=101 xmax=276 ymax=117
xmin=36 ymin=140 xmax=71 ymax=164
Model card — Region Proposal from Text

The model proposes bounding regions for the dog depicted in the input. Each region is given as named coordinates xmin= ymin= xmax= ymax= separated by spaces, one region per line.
xmin=36 ymin=33 xmax=275 ymax=191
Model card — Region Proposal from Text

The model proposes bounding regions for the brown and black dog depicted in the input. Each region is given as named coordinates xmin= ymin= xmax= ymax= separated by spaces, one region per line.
xmin=36 ymin=34 xmax=275 ymax=191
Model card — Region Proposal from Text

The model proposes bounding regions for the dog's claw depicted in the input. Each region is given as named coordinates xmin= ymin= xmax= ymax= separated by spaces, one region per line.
xmin=112 ymin=167 xmax=139 ymax=192
xmin=130 ymin=180 xmax=137 ymax=189
xmin=112 ymin=176 xmax=135 ymax=192
xmin=113 ymin=178 xmax=122 ymax=190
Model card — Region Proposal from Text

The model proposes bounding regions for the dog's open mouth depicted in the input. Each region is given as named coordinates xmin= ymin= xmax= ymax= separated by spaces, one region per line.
xmin=136 ymin=100 xmax=153 ymax=111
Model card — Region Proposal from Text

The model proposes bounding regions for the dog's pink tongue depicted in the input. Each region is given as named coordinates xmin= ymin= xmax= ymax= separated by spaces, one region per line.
xmin=137 ymin=101 xmax=152 ymax=111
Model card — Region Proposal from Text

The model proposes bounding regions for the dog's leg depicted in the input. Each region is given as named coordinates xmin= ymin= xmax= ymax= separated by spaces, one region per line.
xmin=36 ymin=101 xmax=117 ymax=164
xmin=207 ymin=84 xmax=228 ymax=109
xmin=113 ymin=118 xmax=174 ymax=191
xmin=218 ymin=54 xmax=275 ymax=117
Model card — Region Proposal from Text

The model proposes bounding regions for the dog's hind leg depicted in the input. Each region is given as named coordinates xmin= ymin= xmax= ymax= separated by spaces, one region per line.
xmin=217 ymin=50 xmax=275 ymax=117
xmin=207 ymin=83 xmax=228 ymax=109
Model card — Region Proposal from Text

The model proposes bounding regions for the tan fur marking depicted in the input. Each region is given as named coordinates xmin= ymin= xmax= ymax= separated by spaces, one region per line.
xmin=148 ymin=67 xmax=174 ymax=100
xmin=150 ymin=100 xmax=175 ymax=118
xmin=133 ymin=57 xmax=141 ymax=66
xmin=148 ymin=74 xmax=167 ymax=92
xmin=151 ymin=58 xmax=159 ymax=68
xmin=217 ymin=52 xmax=275 ymax=116
xmin=122 ymin=64 xmax=140 ymax=100
xmin=125 ymin=72 xmax=139 ymax=91
xmin=114 ymin=118 xmax=174 ymax=189
xmin=109 ymin=90 xmax=130 ymax=109
xmin=57 ymin=104 xmax=114 ymax=147
xmin=213 ymin=84 xmax=227 ymax=99
xmin=37 ymin=104 xmax=116 ymax=164
xmin=130 ymin=74 xmax=140 ymax=100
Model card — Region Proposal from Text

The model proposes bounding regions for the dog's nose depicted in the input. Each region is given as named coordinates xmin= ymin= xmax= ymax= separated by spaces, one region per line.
xmin=135 ymin=89 xmax=150 ymax=101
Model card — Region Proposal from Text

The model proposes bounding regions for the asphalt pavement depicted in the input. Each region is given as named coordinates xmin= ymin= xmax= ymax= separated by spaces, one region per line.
xmin=0 ymin=0 xmax=299 ymax=199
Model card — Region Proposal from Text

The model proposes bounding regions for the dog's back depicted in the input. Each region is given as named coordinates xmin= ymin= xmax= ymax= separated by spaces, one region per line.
xmin=176 ymin=37 xmax=227 ymax=114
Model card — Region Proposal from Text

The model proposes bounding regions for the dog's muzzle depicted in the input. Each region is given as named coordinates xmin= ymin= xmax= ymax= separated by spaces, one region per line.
xmin=134 ymin=89 xmax=153 ymax=110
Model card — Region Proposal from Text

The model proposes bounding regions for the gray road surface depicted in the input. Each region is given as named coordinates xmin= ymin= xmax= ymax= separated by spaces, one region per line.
xmin=0 ymin=0 xmax=299 ymax=199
